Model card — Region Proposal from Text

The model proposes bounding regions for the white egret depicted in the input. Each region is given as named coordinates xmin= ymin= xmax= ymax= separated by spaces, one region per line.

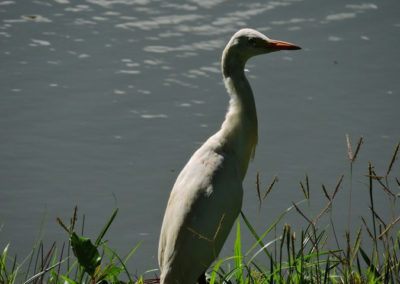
xmin=158 ymin=28 xmax=300 ymax=284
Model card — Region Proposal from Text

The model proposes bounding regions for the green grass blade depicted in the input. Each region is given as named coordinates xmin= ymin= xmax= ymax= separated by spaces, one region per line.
xmin=243 ymin=201 xmax=303 ymax=258
xmin=247 ymin=238 xmax=279 ymax=266
xmin=95 ymin=208 xmax=119 ymax=247
xmin=234 ymin=220 xmax=244 ymax=283
xmin=240 ymin=212 xmax=272 ymax=260
xmin=102 ymin=244 xmax=133 ymax=283
xmin=209 ymin=258 xmax=224 ymax=284
xmin=359 ymin=246 xmax=380 ymax=278
xmin=123 ymin=241 xmax=142 ymax=265
xmin=209 ymin=256 xmax=236 ymax=284
xmin=59 ymin=274 xmax=78 ymax=284
xmin=1 ymin=244 xmax=10 ymax=281
xmin=23 ymin=259 xmax=68 ymax=284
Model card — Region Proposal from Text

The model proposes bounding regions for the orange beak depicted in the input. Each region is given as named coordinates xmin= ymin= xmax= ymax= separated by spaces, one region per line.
xmin=269 ymin=40 xmax=301 ymax=50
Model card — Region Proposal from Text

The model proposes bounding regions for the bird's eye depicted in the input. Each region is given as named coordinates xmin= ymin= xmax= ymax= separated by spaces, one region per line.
xmin=248 ymin=38 xmax=257 ymax=47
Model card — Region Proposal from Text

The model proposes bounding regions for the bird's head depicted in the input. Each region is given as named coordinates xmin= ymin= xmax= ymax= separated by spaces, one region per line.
xmin=223 ymin=28 xmax=301 ymax=69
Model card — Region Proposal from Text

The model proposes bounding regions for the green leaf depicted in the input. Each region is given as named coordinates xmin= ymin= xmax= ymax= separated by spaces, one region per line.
xmin=359 ymin=247 xmax=380 ymax=279
xmin=242 ymin=202 xmax=295 ymax=258
xmin=106 ymin=266 xmax=123 ymax=276
xmin=209 ymin=256 xmax=236 ymax=284
xmin=59 ymin=274 xmax=78 ymax=284
xmin=70 ymin=232 xmax=101 ymax=278
xmin=123 ymin=241 xmax=142 ymax=265
xmin=95 ymin=208 xmax=119 ymax=247
xmin=1 ymin=244 xmax=10 ymax=280
xmin=103 ymin=266 xmax=123 ymax=279
xmin=234 ymin=220 xmax=243 ymax=283
xmin=102 ymin=244 xmax=134 ymax=284
xmin=96 ymin=264 xmax=124 ymax=281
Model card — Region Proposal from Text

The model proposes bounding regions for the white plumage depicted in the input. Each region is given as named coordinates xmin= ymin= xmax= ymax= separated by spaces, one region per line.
xmin=158 ymin=28 xmax=300 ymax=284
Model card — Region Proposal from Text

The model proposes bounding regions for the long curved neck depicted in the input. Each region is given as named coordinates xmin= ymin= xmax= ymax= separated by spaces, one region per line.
xmin=219 ymin=51 xmax=258 ymax=179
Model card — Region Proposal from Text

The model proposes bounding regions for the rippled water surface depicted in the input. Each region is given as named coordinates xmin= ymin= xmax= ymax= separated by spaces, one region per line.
xmin=1 ymin=0 xmax=399 ymax=273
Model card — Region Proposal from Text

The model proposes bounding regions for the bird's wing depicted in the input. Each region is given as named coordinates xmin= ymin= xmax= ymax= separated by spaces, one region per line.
xmin=158 ymin=138 xmax=243 ymax=282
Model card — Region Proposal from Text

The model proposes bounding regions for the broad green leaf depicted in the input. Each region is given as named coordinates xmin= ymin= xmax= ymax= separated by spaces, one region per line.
xmin=70 ymin=232 xmax=101 ymax=278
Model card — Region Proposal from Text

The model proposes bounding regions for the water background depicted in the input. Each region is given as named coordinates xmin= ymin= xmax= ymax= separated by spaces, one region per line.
xmin=1 ymin=0 xmax=399 ymax=274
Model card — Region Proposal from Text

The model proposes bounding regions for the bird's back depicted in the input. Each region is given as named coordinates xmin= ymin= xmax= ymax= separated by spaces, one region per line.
xmin=158 ymin=133 xmax=243 ymax=284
